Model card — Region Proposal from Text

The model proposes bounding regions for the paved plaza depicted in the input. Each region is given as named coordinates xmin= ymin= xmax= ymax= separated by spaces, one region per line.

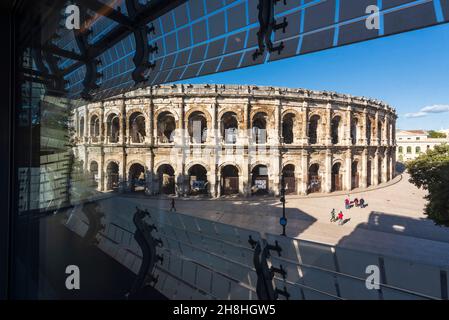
xmin=119 ymin=173 xmax=449 ymax=267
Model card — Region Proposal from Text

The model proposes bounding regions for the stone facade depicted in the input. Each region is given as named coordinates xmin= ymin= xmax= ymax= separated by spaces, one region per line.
xmin=396 ymin=130 xmax=449 ymax=162
xmin=72 ymin=84 xmax=397 ymax=197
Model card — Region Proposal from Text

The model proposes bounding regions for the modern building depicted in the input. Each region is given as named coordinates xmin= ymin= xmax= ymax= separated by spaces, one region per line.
xmin=71 ymin=84 xmax=397 ymax=197
xmin=396 ymin=130 xmax=449 ymax=162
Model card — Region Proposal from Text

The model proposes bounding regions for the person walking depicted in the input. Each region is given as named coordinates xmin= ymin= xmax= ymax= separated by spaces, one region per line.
xmin=338 ymin=211 xmax=344 ymax=225
xmin=330 ymin=208 xmax=337 ymax=222
xmin=170 ymin=198 xmax=176 ymax=212
xmin=359 ymin=198 xmax=366 ymax=208
xmin=344 ymin=197 xmax=350 ymax=210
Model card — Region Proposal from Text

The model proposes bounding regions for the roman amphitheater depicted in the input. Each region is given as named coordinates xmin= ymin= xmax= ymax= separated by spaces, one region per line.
xmin=71 ymin=84 xmax=397 ymax=197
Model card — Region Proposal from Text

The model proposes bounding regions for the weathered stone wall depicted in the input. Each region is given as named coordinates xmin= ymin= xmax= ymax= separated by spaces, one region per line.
xmin=72 ymin=84 xmax=397 ymax=196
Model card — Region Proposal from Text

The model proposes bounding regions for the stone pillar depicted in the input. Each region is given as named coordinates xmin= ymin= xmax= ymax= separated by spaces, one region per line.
xmin=325 ymin=103 xmax=332 ymax=146
xmin=99 ymin=149 xmax=105 ymax=191
xmin=210 ymin=101 xmax=218 ymax=145
xmin=178 ymin=96 xmax=189 ymax=195
xmin=385 ymin=116 xmax=390 ymax=147
xmin=83 ymin=147 xmax=88 ymax=171
xmin=345 ymin=148 xmax=352 ymax=191
xmin=272 ymin=98 xmax=281 ymax=146
xmin=375 ymin=110 xmax=380 ymax=146
xmin=84 ymin=105 xmax=89 ymax=143
xmin=145 ymin=151 xmax=154 ymax=195
xmin=382 ymin=149 xmax=389 ymax=183
xmin=300 ymin=149 xmax=308 ymax=194
xmin=391 ymin=147 xmax=396 ymax=179
xmin=301 ymin=102 xmax=309 ymax=145
xmin=217 ymin=170 xmax=222 ymax=197
xmin=180 ymin=98 xmax=186 ymax=146
xmin=361 ymin=109 xmax=368 ymax=145
xmin=148 ymin=98 xmax=154 ymax=145
xmin=213 ymin=101 xmax=219 ymax=197
xmin=373 ymin=149 xmax=380 ymax=186
xmin=272 ymin=149 xmax=281 ymax=196
xmin=99 ymin=103 xmax=105 ymax=143
xmin=243 ymin=99 xmax=251 ymax=146
xmin=74 ymin=110 xmax=79 ymax=137
xmin=119 ymin=149 xmax=127 ymax=192
xmin=120 ymin=99 xmax=126 ymax=145
xmin=391 ymin=120 xmax=396 ymax=146
xmin=361 ymin=149 xmax=368 ymax=188
xmin=345 ymin=105 xmax=352 ymax=146
xmin=208 ymin=162 xmax=216 ymax=198
xmin=324 ymin=149 xmax=332 ymax=193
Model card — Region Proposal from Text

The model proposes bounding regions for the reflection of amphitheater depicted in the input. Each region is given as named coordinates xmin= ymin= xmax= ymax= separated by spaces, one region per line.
xmin=71 ymin=84 xmax=397 ymax=197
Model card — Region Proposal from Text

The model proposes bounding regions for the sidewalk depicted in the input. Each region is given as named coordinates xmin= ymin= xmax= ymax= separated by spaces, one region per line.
xmin=119 ymin=173 xmax=449 ymax=267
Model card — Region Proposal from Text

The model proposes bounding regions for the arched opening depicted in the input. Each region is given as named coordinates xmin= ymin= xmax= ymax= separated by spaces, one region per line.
xmin=221 ymin=112 xmax=238 ymax=144
xmin=366 ymin=119 xmax=372 ymax=145
xmin=282 ymin=164 xmax=296 ymax=194
xmin=308 ymin=163 xmax=321 ymax=193
xmin=221 ymin=165 xmax=239 ymax=195
xmin=129 ymin=112 xmax=146 ymax=143
xmin=331 ymin=163 xmax=342 ymax=192
xmin=106 ymin=162 xmax=119 ymax=191
xmin=251 ymin=165 xmax=269 ymax=195
xmin=252 ymin=112 xmax=267 ymax=144
xmin=378 ymin=156 xmax=383 ymax=183
xmin=388 ymin=123 xmax=392 ymax=143
xmin=351 ymin=161 xmax=359 ymax=189
xmin=188 ymin=111 xmax=207 ymax=143
xmin=157 ymin=111 xmax=176 ymax=143
xmin=308 ymin=115 xmax=320 ymax=145
xmin=188 ymin=164 xmax=208 ymax=195
xmin=89 ymin=161 xmax=99 ymax=188
xmin=351 ymin=118 xmax=359 ymax=145
xmin=106 ymin=113 xmax=120 ymax=143
xmin=157 ymin=164 xmax=175 ymax=195
xmin=331 ymin=116 xmax=341 ymax=144
xmin=398 ymin=146 xmax=403 ymax=154
xmin=377 ymin=120 xmax=383 ymax=141
xmin=90 ymin=115 xmax=100 ymax=142
xmin=282 ymin=113 xmax=294 ymax=144
xmin=79 ymin=116 xmax=85 ymax=137
xmin=129 ymin=163 xmax=145 ymax=192
xmin=367 ymin=160 xmax=372 ymax=187
xmin=407 ymin=146 xmax=412 ymax=154
xmin=366 ymin=160 xmax=373 ymax=187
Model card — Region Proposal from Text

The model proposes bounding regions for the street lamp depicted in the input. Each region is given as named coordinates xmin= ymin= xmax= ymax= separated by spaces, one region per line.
xmin=280 ymin=173 xmax=287 ymax=236
xmin=279 ymin=137 xmax=288 ymax=236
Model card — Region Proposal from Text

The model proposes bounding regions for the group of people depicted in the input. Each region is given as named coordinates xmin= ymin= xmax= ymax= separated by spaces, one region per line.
xmin=344 ymin=195 xmax=367 ymax=209
xmin=330 ymin=208 xmax=344 ymax=225
xmin=330 ymin=195 xmax=368 ymax=226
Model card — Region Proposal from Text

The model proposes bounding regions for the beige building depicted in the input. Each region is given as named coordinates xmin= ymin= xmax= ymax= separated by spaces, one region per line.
xmin=396 ymin=130 xmax=449 ymax=162
xmin=71 ymin=84 xmax=397 ymax=197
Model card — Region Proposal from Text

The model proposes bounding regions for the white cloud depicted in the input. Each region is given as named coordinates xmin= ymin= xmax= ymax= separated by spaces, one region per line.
xmin=420 ymin=105 xmax=449 ymax=113
xmin=404 ymin=112 xmax=427 ymax=118
xmin=403 ymin=104 xmax=449 ymax=118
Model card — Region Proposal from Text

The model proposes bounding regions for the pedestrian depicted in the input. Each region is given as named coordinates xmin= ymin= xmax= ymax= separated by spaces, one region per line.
xmin=338 ymin=211 xmax=344 ymax=225
xmin=170 ymin=198 xmax=176 ymax=212
xmin=354 ymin=198 xmax=359 ymax=207
xmin=330 ymin=208 xmax=336 ymax=222
xmin=359 ymin=198 xmax=365 ymax=208
xmin=344 ymin=197 xmax=350 ymax=210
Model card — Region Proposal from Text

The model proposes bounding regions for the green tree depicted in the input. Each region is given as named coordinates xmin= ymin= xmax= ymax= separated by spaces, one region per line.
xmin=406 ymin=144 xmax=449 ymax=226
xmin=428 ymin=130 xmax=447 ymax=138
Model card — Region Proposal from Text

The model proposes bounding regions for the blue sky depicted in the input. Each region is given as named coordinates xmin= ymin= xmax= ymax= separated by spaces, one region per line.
xmin=178 ymin=23 xmax=449 ymax=130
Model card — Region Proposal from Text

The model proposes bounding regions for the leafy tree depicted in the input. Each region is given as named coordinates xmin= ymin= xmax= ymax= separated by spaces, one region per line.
xmin=428 ymin=130 xmax=447 ymax=139
xmin=406 ymin=144 xmax=449 ymax=226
